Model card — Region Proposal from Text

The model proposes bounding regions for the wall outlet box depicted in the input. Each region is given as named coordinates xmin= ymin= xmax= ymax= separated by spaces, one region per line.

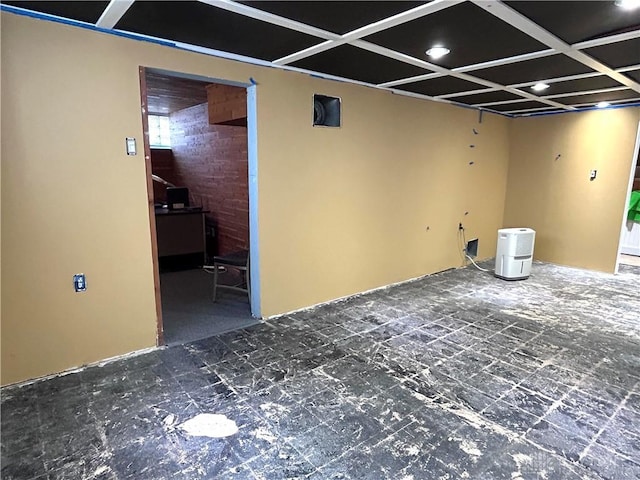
xmin=73 ymin=274 xmax=87 ymax=292
xmin=466 ymin=238 xmax=479 ymax=258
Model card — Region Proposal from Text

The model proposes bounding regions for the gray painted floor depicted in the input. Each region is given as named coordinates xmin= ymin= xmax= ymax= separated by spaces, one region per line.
xmin=1 ymin=261 xmax=639 ymax=479
xmin=161 ymin=269 xmax=257 ymax=346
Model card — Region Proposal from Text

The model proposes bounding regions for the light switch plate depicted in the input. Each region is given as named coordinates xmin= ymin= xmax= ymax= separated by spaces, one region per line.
xmin=126 ymin=137 xmax=137 ymax=155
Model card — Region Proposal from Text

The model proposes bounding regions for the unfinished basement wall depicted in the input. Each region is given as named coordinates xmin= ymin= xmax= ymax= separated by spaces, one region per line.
xmin=1 ymin=12 xmax=510 ymax=385
xmin=169 ymin=102 xmax=249 ymax=256
xmin=504 ymin=107 xmax=640 ymax=273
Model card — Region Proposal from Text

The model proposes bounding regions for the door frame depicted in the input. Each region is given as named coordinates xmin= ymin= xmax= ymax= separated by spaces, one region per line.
xmin=615 ymin=119 xmax=640 ymax=274
xmin=139 ymin=66 xmax=261 ymax=346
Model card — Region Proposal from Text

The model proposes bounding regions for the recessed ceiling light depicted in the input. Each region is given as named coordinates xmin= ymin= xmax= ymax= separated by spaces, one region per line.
xmin=615 ymin=0 xmax=640 ymax=10
xmin=425 ymin=46 xmax=450 ymax=59
xmin=596 ymin=101 xmax=610 ymax=108
xmin=531 ymin=83 xmax=550 ymax=92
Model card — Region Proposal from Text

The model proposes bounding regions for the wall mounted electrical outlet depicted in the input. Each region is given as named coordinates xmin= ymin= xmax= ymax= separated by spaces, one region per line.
xmin=73 ymin=274 xmax=86 ymax=292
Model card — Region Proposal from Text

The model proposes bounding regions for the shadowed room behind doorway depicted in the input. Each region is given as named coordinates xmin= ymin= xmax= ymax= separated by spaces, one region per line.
xmin=160 ymin=268 xmax=258 ymax=346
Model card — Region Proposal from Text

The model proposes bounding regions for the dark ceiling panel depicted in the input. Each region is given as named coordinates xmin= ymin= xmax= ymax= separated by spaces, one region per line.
xmin=472 ymin=55 xmax=592 ymax=86
xmin=505 ymin=1 xmax=640 ymax=44
xmin=115 ymin=1 xmax=321 ymax=61
xmin=584 ymin=38 xmax=640 ymax=69
xmin=537 ymin=76 xmax=623 ymax=96
xmin=240 ymin=1 xmax=425 ymax=34
xmin=5 ymin=0 xmax=639 ymax=117
xmin=552 ymin=89 xmax=639 ymax=106
xmin=490 ymin=100 xmax=550 ymax=112
xmin=394 ymin=76 xmax=487 ymax=97
xmin=625 ymin=70 xmax=640 ymax=83
xmin=363 ymin=2 xmax=546 ymax=69
xmin=452 ymin=91 xmax=523 ymax=105
xmin=2 ymin=1 xmax=108 ymax=23
xmin=291 ymin=44 xmax=429 ymax=84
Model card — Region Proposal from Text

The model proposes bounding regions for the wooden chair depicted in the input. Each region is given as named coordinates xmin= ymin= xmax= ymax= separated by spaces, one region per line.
xmin=204 ymin=250 xmax=249 ymax=302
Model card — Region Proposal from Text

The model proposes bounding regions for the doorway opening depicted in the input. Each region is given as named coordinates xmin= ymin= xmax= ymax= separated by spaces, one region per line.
xmin=616 ymin=120 xmax=640 ymax=273
xmin=139 ymin=67 xmax=261 ymax=346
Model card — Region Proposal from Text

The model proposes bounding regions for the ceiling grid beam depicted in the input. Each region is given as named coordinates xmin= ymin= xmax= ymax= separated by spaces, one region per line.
xmin=542 ymin=86 xmax=631 ymax=100
xmin=451 ymin=48 xmax=557 ymax=73
xmin=378 ymin=72 xmax=444 ymax=88
xmin=353 ymin=40 xmax=573 ymax=110
xmin=570 ymin=97 xmax=640 ymax=108
xmin=507 ymin=71 xmax=605 ymax=89
xmin=273 ymin=0 xmax=464 ymax=65
xmin=96 ymin=0 xmax=135 ymax=29
xmin=137 ymin=0 xmax=640 ymax=113
xmin=507 ymin=106 xmax=559 ymax=114
xmin=472 ymin=0 xmax=640 ymax=95
xmin=436 ymin=87 xmax=501 ymax=99
xmin=376 ymin=28 xmax=640 ymax=92
xmin=6 ymin=0 xmax=638 ymax=117
xmin=198 ymin=0 xmax=341 ymax=40
xmin=572 ymin=29 xmax=640 ymax=50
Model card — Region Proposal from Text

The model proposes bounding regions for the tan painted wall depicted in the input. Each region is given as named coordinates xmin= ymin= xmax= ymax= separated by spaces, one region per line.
xmin=504 ymin=108 xmax=640 ymax=273
xmin=1 ymin=12 xmax=510 ymax=384
xmin=258 ymin=85 xmax=510 ymax=312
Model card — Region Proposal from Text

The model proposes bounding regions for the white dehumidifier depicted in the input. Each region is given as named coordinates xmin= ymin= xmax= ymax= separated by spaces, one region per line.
xmin=495 ymin=228 xmax=536 ymax=280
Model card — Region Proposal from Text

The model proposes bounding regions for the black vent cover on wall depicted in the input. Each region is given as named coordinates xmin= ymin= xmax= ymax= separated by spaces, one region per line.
xmin=313 ymin=94 xmax=341 ymax=127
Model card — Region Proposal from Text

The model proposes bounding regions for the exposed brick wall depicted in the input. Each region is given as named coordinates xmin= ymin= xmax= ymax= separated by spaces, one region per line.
xmin=150 ymin=148 xmax=178 ymax=203
xmin=169 ymin=102 xmax=248 ymax=256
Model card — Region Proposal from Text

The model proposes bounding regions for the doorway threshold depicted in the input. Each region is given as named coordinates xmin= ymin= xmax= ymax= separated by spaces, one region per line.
xmin=160 ymin=268 xmax=259 ymax=346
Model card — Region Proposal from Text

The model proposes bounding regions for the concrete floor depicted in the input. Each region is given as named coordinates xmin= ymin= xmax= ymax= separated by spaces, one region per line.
xmin=1 ymin=261 xmax=639 ymax=479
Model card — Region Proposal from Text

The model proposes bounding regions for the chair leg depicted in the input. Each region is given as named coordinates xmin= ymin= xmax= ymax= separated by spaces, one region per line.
xmin=246 ymin=253 xmax=251 ymax=306
xmin=212 ymin=263 xmax=218 ymax=302
xmin=246 ymin=269 xmax=251 ymax=305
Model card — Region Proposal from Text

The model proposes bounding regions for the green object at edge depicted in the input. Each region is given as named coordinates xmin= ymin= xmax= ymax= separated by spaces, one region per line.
xmin=629 ymin=190 xmax=640 ymax=222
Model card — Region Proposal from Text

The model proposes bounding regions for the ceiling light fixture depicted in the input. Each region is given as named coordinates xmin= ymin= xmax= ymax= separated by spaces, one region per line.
xmin=614 ymin=0 xmax=640 ymax=10
xmin=531 ymin=83 xmax=550 ymax=92
xmin=596 ymin=101 xmax=611 ymax=108
xmin=425 ymin=46 xmax=450 ymax=59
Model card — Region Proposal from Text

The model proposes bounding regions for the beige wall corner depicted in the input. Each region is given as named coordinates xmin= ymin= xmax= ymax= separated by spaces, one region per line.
xmin=504 ymin=107 xmax=640 ymax=273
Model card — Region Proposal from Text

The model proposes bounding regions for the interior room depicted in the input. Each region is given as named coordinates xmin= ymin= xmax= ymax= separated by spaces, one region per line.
xmin=143 ymin=69 xmax=256 ymax=345
xmin=1 ymin=1 xmax=639 ymax=479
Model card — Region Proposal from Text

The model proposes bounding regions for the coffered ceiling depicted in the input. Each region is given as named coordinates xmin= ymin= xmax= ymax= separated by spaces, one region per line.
xmin=3 ymin=0 xmax=640 ymax=117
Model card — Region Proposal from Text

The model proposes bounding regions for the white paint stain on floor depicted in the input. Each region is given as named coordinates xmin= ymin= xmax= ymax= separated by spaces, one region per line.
xmin=254 ymin=426 xmax=277 ymax=444
xmin=404 ymin=445 xmax=421 ymax=456
xmin=458 ymin=439 xmax=482 ymax=457
xmin=163 ymin=414 xmax=177 ymax=428
xmin=179 ymin=413 xmax=238 ymax=438
xmin=510 ymin=452 xmax=532 ymax=480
